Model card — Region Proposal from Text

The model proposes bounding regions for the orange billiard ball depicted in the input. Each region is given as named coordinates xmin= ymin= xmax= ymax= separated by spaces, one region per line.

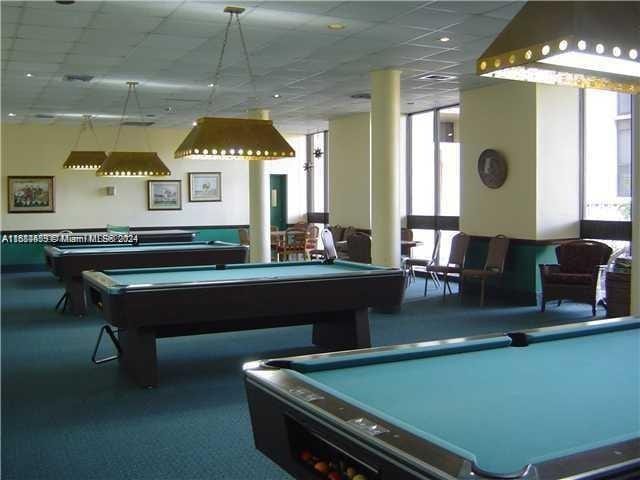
xmin=314 ymin=461 xmax=330 ymax=474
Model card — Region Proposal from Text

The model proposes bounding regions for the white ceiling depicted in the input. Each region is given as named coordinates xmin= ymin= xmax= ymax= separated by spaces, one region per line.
xmin=1 ymin=1 xmax=523 ymax=133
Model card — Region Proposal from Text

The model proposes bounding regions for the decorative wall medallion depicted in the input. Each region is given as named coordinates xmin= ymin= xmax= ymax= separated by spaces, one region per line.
xmin=477 ymin=149 xmax=507 ymax=189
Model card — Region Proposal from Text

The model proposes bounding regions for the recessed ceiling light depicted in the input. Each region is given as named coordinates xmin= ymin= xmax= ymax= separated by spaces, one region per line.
xmin=25 ymin=73 xmax=33 ymax=78
xmin=192 ymin=121 xmax=197 ymax=126
xmin=8 ymin=112 xmax=16 ymax=117
xmin=439 ymin=36 xmax=451 ymax=42
xmin=208 ymin=83 xmax=214 ymax=88
xmin=328 ymin=23 xmax=345 ymax=30
xmin=272 ymin=93 xmax=281 ymax=99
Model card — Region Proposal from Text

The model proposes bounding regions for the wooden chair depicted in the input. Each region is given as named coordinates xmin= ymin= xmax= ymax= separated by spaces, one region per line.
xmin=277 ymin=228 xmax=308 ymax=261
xmin=423 ymin=232 xmax=470 ymax=298
xmin=461 ymin=235 xmax=510 ymax=306
xmin=400 ymin=228 xmax=414 ymax=257
xmin=404 ymin=231 xmax=442 ymax=293
xmin=238 ymin=228 xmax=250 ymax=246
xmin=305 ymin=225 xmax=323 ymax=259
xmin=347 ymin=232 xmax=371 ymax=264
xmin=539 ymin=240 xmax=612 ymax=315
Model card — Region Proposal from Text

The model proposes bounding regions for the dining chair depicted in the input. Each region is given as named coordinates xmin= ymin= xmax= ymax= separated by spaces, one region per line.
xmin=278 ymin=228 xmax=308 ymax=261
xmin=423 ymin=232 xmax=470 ymax=299
xmin=404 ymin=231 xmax=441 ymax=292
xmin=461 ymin=234 xmax=510 ymax=306
xmin=238 ymin=228 xmax=250 ymax=246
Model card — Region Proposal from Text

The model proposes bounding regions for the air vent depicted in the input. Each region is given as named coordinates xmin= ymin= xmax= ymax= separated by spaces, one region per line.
xmin=350 ymin=93 xmax=371 ymax=100
xmin=418 ymin=74 xmax=457 ymax=81
xmin=35 ymin=114 xmax=55 ymax=119
xmin=64 ymin=74 xmax=94 ymax=83
xmin=121 ymin=121 xmax=155 ymax=127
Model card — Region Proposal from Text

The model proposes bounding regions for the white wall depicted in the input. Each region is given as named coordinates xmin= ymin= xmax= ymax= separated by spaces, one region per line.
xmin=460 ymin=81 xmax=580 ymax=240
xmin=460 ymin=82 xmax=538 ymax=238
xmin=0 ymin=123 xmax=306 ymax=230
xmin=536 ymin=84 xmax=580 ymax=239
xmin=328 ymin=112 xmax=371 ymax=228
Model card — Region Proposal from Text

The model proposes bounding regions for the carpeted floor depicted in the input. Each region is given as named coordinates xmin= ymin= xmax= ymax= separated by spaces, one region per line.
xmin=1 ymin=271 xmax=604 ymax=480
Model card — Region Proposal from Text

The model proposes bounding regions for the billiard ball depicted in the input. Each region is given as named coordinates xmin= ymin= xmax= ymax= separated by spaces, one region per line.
xmin=345 ymin=467 xmax=357 ymax=478
xmin=314 ymin=461 xmax=330 ymax=474
xmin=352 ymin=474 xmax=367 ymax=480
xmin=300 ymin=451 xmax=312 ymax=462
xmin=328 ymin=472 xmax=342 ymax=480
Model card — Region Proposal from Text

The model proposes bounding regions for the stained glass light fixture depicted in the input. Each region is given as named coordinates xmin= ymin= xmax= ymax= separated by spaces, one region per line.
xmin=174 ymin=6 xmax=295 ymax=161
xmin=477 ymin=1 xmax=640 ymax=94
xmin=62 ymin=115 xmax=107 ymax=170
xmin=97 ymin=82 xmax=171 ymax=177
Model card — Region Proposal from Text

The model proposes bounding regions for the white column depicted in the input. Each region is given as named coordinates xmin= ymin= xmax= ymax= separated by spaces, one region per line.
xmin=370 ymin=69 xmax=401 ymax=267
xmin=631 ymin=94 xmax=640 ymax=315
xmin=248 ymin=108 xmax=270 ymax=263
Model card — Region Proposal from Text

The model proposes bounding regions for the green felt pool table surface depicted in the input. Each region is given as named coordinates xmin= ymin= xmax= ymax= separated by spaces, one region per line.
xmin=99 ymin=260 xmax=388 ymax=287
xmin=285 ymin=319 xmax=640 ymax=476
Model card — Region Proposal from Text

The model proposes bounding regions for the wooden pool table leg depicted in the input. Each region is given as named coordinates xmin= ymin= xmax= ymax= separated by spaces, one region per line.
xmin=66 ymin=277 xmax=87 ymax=316
xmin=312 ymin=308 xmax=371 ymax=350
xmin=117 ymin=327 xmax=158 ymax=388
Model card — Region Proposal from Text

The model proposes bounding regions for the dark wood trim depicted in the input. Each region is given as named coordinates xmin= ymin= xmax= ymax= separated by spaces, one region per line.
xmin=406 ymin=215 xmax=459 ymax=231
xmin=1 ymin=225 xmax=249 ymax=236
xmin=307 ymin=212 xmax=329 ymax=224
xmin=580 ymin=220 xmax=632 ymax=241
xmin=467 ymin=235 xmax=576 ymax=246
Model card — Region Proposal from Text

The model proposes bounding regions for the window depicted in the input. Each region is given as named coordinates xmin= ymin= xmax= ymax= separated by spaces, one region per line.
xmin=410 ymin=111 xmax=435 ymax=215
xmin=583 ymin=90 xmax=632 ymax=221
xmin=438 ymin=106 xmax=460 ymax=217
xmin=406 ymin=105 xmax=461 ymax=264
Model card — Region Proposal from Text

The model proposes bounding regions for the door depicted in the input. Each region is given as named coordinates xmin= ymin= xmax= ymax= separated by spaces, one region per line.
xmin=270 ymin=175 xmax=287 ymax=230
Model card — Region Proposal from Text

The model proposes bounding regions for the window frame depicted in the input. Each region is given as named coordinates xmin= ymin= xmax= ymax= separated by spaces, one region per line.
xmin=579 ymin=89 xmax=635 ymax=242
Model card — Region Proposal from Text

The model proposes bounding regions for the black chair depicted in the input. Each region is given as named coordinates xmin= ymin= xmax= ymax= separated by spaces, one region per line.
xmin=347 ymin=232 xmax=371 ymax=264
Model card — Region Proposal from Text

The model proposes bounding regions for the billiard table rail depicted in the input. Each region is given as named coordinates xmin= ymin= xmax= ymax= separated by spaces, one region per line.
xmin=84 ymin=260 xmax=406 ymax=387
xmin=45 ymin=240 xmax=248 ymax=315
xmin=244 ymin=317 xmax=640 ymax=480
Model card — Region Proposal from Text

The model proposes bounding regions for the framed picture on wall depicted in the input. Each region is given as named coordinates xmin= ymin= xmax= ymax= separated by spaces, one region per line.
xmin=188 ymin=172 xmax=221 ymax=202
xmin=7 ymin=176 xmax=55 ymax=213
xmin=147 ymin=180 xmax=182 ymax=210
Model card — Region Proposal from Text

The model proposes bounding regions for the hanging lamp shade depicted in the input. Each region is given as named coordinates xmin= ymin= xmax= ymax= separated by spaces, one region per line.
xmin=63 ymin=150 xmax=108 ymax=170
xmin=96 ymin=152 xmax=171 ymax=177
xmin=175 ymin=117 xmax=295 ymax=160
xmin=477 ymin=1 xmax=640 ymax=94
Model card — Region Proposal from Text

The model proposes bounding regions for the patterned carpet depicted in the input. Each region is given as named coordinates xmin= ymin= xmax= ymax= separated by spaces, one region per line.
xmin=1 ymin=271 xmax=603 ymax=480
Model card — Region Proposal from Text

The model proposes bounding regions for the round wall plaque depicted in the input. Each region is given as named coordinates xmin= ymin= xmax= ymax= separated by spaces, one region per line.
xmin=477 ymin=149 xmax=507 ymax=189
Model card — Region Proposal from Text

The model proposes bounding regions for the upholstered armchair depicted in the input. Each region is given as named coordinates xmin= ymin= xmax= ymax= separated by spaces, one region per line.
xmin=539 ymin=240 xmax=613 ymax=315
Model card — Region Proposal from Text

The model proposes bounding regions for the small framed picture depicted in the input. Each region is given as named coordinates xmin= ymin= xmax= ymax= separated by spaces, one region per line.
xmin=147 ymin=180 xmax=182 ymax=210
xmin=189 ymin=172 xmax=222 ymax=202
xmin=7 ymin=176 xmax=55 ymax=213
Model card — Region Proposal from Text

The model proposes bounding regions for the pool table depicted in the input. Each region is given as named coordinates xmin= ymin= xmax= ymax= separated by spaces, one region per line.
xmin=244 ymin=317 xmax=640 ymax=480
xmin=45 ymin=241 xmax=248 ymax=315
xmin=83 ymin=260 xmax=404 ymax=387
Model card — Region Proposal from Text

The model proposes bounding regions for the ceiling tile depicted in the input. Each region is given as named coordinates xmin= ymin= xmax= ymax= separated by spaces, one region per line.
xmin=388 ymin=6 xmax=467 ymax=30
xmin=257 ymin=2 xmax=339 ymax=15
xmin=79 ymin=29 xmax=147 ymax=46
xmin=429 ymin=1 xmax=512 ymax=15
xmin=446 ymin=14 xmax=509 ymax=37
xmin=89 ymin=13 xmax=164 ymax=32
xmin=10 ymin=50 xmax=66 ymax=64
xmin=135 ymin=34 xmax=208 ymax=50
xmin=12 ymin=38 xmax=73 ymax=54
xmin=1 ymin=23 xmax=17 ymax=39
xmin=326 ymin=2 xmax=425 ymax=22
xmin=6 ymin=61 xmax=60 ymax=73
xmin=64 ymin=54 xmax=124 ymax=67
xmin=21 ymin=8 xmax=94 ymax=28
xmin=484 ymin=2 xmax=525 ymax=19
xmin=16 ymin=25 xmax=83 ymax=42
xmin=153 ymin=19 xmax=227 ymax=38
xmin=1 ymin=6 xmax=23 ymax=24
xmin=171 ymin=2 xmax=258 ymax=23
xmin=352 ymin=23 xmax=434 ymax=44
xmin=98 ymin=1 xmax=181 ymax=16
